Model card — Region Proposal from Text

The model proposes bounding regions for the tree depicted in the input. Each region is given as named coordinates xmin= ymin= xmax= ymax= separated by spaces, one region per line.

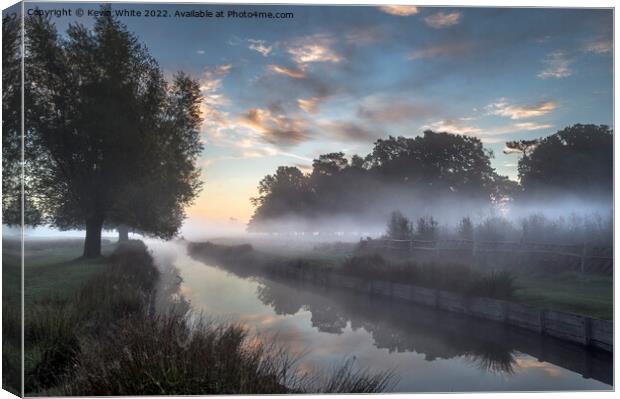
xmin=515 ymin=124 xmax=612 ymax=199
xmin=2 ymin=13 xmax=21 ymax=226
xmin=249 ymin=166 xmax=311 ymax=231
xmin=24 ymin=8 xmax=203 ymax=257
xmin=2 ymin=13 xmax=43 ymax=226
xmin=503 ymin=139 xmax=539 ymax=156
xmin=457 ymin=217 xmax=474 ymax=240
xmin=416 ymin=216 xmax=438 ymax=241
xmin=386 ymin=211 xmax=413 ymax=240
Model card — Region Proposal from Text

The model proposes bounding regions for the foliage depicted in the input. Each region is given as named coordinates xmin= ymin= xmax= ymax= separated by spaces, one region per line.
xmin=341 ymin=255 xmax=516 ymax=299
xmin=457 ymin=217 xmax=474 ymax=240
xmin=516 ymin=124 xmax=612 ymax=199
xmin=386 ymin=211 xmax=413 ymax=240
xmin=416 ymin=216 xmax=438 ymax=241
xmin=2 ymin=13 xmax=44 ymax=226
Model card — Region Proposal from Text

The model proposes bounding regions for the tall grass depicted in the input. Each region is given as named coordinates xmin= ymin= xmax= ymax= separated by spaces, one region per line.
xmin=2 ymin=298 xmax=22 ymax=396
xmin=341 ymin=255 xmax=516 ymax=300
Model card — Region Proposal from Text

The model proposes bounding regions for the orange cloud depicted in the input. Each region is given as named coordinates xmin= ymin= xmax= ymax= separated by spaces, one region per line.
xmin=297 ymin=97 xmax=324 ymax=114
xmin=238 ymin=108 xmax=309 ymax=147
xmin=424 ymin=11 xmax=461 ymax=28
xmin=378 ymin=5 xmax=419 ymax=16
xmin=267 ymin=64 xmax=306 ymax=79
xmin=486 ymin=99 xmax=557 ymax=119
xmin=287 ymin=36 xmax=342 ymax=68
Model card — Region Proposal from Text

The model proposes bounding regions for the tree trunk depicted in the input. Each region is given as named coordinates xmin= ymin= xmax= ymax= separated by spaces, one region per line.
xmin=118 ymin=224 xmax=129 ymax=242
xmin=83 ymin=217 xmax=103 ymax=258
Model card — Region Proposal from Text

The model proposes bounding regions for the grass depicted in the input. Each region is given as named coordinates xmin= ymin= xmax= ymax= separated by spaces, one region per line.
xmin=4 ymin=238 xmax=394 ymax=395
xmin=2 ymin=238 xmax=116 ymax=303
xmin=514 ymin=272 xmax=613 ymax=319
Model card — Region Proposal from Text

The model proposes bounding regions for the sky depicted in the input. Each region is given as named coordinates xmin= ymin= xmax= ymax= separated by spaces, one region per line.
xmin=19 ymin=3 xmax=615 ymax=226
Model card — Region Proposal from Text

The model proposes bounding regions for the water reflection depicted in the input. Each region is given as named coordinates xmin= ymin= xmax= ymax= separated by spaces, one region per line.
xmin=255 ymin=277 xmax=611 ymax=381
xmin=151 ymin=241 xmax=612 ymax=392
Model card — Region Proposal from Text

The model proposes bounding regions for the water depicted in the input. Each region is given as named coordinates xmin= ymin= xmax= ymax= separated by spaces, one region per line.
xmin=149 ymin=240 xmax=613 ymax=393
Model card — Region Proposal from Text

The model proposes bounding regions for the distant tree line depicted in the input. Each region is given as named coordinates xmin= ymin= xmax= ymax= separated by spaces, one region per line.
xmin=382 ymin=211 xmax=611 ymax=246
xmin=249 ymin=125 xmax=612 ymax=233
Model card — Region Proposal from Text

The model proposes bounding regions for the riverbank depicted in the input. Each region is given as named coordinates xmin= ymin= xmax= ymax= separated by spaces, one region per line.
xmin=187 ymin=241 xmax=613 ymax=352
xmin=192 ymin=239 xmax=613 ymax=319
xmin=2 ymin=238 xmax=393 ymax=395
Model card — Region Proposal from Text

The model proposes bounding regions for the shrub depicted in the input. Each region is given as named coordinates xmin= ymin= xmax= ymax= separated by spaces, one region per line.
xmin=468 ymin=270 xmax=516 ymax=300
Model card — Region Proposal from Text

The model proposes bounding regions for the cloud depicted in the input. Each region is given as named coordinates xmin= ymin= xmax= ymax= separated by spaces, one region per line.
xmin=287 ymin=35 xmax=342 ymax=68
xmin=267 ymin=64 xmax=306 ymax=79
xmin=409 ymin=42 xmax=473 ymax=60
xmin=378 ymin=5 xmax=419 ymax=16
xmin=344 ymin=26 xmax=384 ymax=46
xmin=196 ymin=49 xmax=205 ymax=55
xmin=199 ymin=64 xmax=235 ymax=140
xmin=424 ymin=11 xmax=461 ymax=29
xmin=317 ymin=120 xmax=375 ymax=142
xmin=294 ymin=163 xmax=313 ymax=173
xmin=485 ymin=99 xmax=557 ymax=120
xmin=538 ymin=50 xmax=573 ymax=79
xmin=248 ymin=39 xmax=273 ymax=56
xmin=483 ymin=121 xmax=553 ymax=139
xmin=582 ymin=38 xmax=612 ymax=54
xmin=238 ymin=108 xmax=309 ymax=147
xmin=422 ymin=119 xmax=482 ymax=135
xmin=297 ymin=97 xmax=325 ymax=114
xmin=513 ymin=122 xmax=553 ymax=130
xmin=358 ymin=102 xmax=435 ymax=122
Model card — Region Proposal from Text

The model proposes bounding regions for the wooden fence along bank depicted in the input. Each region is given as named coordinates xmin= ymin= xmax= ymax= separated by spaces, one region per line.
xmin=265 ymin=266 xmax=613 ymax=353
xmin=360 ymin=238 xmax=613 ymax=274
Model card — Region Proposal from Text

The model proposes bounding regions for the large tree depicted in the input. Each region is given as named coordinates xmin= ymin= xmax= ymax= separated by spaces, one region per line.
xmin=514 ymin=124 xmax=613 ymax=199
xmin=2 ymin=13 xmax=22 ymax=226
xmin=24 ymin=9 xmax=203 ymax=257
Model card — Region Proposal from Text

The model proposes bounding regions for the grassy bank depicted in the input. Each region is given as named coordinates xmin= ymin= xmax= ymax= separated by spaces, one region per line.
xmin=4 ymin=239 xmax=393 ymax=395
xmin=188 ymin=241 xmax=612 ymax=320
xmin=188 ymin=242 xmax=518 ymax=300
xmin=513 ymin=272 xmax=612 ymax=319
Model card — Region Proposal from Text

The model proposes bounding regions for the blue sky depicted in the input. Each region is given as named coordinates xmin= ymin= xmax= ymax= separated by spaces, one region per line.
xmin=22 ymin=3 xmax=614 ymax=223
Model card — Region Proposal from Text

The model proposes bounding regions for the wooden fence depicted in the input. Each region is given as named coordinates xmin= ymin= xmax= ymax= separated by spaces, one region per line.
xmin=360 ymin=238 xmax=613 ymax=274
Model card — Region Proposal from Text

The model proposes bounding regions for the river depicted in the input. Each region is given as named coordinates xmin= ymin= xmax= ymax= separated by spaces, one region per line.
xmin=148 ymin=240 xmax=612 ymax=393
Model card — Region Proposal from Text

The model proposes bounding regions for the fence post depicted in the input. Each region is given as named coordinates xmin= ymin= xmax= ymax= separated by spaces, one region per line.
xmin=584 ymin=317 xmax=592 ymax=347
xmin=580 ymin=243 xmax=587 ymax=274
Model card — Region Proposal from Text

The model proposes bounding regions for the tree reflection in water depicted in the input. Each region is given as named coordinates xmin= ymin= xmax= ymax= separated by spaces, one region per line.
xmin=255 ymin=278 xmax=518 ymax=375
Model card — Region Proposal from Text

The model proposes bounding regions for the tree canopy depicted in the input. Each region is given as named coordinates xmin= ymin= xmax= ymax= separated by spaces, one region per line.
xmin=515 ymin=124 xmax=612 ymax=200
xmin=20 ymin=8 xmax=203 ymax=256
xmin=249 ymin=131 xmax=509 ymax=231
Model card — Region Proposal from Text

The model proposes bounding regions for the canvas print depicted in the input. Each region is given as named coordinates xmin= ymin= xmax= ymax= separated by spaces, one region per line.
xmin=1 ymin=2 xmax=614 ymax=396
